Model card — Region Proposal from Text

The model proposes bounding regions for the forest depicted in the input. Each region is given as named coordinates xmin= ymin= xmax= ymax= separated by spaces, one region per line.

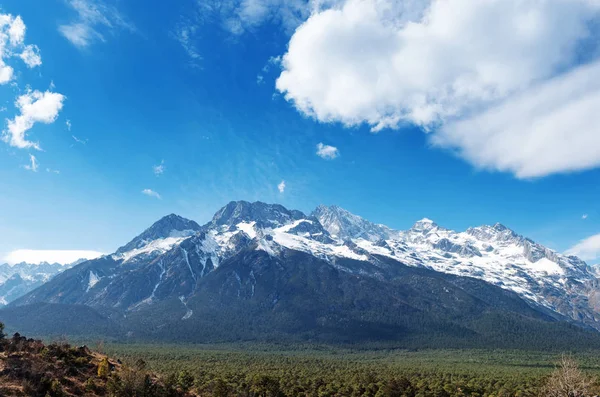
xmin=98 ymin=342 xmax=600 ymax=397
xmin=3 ymin=319 xmax=600 ymax=396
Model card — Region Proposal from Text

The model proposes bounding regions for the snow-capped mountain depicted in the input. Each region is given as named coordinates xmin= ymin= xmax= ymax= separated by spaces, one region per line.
xmin=312 ymin=205 xmax=397 ymax=241
xmin=8 ymin=201 xmax=600 ymax=344
xmin=0 ymin=261 xmax=79 ymax=305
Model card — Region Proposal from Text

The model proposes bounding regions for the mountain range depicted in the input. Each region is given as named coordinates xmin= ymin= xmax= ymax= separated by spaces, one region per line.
xmin=2 ymin=201 xmax=600 ymax=349
xmin=0 ymin=261 xmax=81 ymax=306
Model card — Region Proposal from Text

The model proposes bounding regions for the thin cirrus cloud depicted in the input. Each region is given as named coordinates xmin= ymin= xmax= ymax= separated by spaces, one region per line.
xmin=222 ymin=0 xmax=311 ymax=35
xmin=153 ymin=160 xmax=165 ymax=176
xmin=23 ymin=154 xmax=38 ymax=172
xmin=142 ymin=188 xmax=161 ymax=199
xmin=275 ymin=0 xmax=600 ymax=179
xmin=582 ymin=214 xmax=589 ymax=220
xmin=566 ymin=233 xmax=600 ymax=262
xmin=173 ymin=0 xmax=309 ymax=65
xmin=72 ymin=135 xmax=87 ymax=145
xmin=173 ymin=22 xmax=202 ymax=68
xmin=59 ymin=0 xmax=136 ymax=49
xmin=316 ymin=143 xmax=339 ymax=160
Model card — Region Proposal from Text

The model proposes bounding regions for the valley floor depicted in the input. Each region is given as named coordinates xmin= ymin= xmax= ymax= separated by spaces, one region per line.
xmin=87 ymin=343 xmax=600 ymax=396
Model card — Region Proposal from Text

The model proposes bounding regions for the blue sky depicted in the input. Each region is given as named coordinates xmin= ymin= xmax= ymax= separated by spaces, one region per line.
xmin=1 ymin=0 xmax=599 ymax=264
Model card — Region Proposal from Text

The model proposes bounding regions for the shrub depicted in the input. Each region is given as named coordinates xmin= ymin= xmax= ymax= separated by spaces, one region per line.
xmin=540 ymin=356 xmax=591 ymax=397
xmin=98 ymin=357 xmax=110 ymax=378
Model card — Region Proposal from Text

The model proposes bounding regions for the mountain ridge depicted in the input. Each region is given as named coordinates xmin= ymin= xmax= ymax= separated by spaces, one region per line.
xmin=4 ymin=200 xmax=600 ymax=347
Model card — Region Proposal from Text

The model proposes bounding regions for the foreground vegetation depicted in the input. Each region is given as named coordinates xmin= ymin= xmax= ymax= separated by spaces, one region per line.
xmin=5 ymin=320 xmax=600 ymax=396
xmin=100 ymin=342 xmax=600 ymax=396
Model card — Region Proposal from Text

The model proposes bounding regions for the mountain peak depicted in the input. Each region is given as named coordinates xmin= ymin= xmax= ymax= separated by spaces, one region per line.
xmin=116 ymin=213 xmax=201 ymax=254
xmin=410 ymin=218 xmax=439 ymax=233
xmin=211 ymin=201 xmax=305 ymax=228
xmin=493 ymin=222 xmax=510 ymax=232
xmin=312 ymin=204 xmax=394 ymax=241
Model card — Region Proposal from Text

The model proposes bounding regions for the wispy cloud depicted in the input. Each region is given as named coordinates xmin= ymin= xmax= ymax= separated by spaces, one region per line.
xmin=153 ymin=160 xmax=165 ymax=176
xmin=223 ymin=0 xmax=311 ymax=36
xmin=316 ymin=142 xmax=339 ymax=160
xmin=19 ymin=45 xmax=42 ymax=68
xmin=71 ymin=135 xmax=87 ymax=145
xmin=66 ymin=119 xmax=72 ymax=131
xmin=257 ymin=55 xmax=282 ymax=84
xmin=59 ymin=0 xmax=136 ymax=49
xmin=2 ymin=90 xmax=66 ymax=150
xmin=23 ymin=154 xmax=38 ymax=172
xmin=46 ymin=168 xmax=60 ymax=174
xmin=277 ymin=180 xmax=286 ymax=193
xmin=173 ymin=22 xmax=202 ymax=67
xmin=142 ymin=188 xmax=161 ymax=199
xmin=566 ymin=233 xmax=600 ymax=262
xmin=4 ymin=249 xmax=103 ymax=265
xmin=583 ymin=214 xmax=589 ymax=220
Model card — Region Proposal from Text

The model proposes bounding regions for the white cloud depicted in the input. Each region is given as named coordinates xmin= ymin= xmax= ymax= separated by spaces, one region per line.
xmin=276 ymin=0 xmax=600 ymax=178
xmin=0 ymin=13 xmax=43 ymax=85
xmin=432 ymin=60 xmax=600 ymax=178
xmin=46 ymin=168 xmax=60 ymax=174
xmin=23 ymin=154 xmax=38 ymax=172
xmin=19 ymin=44 xmax=42 ymax=68
xmin=8 ymin=15 xmax=26 ymax=46
xmin=2 ymin=90 xmax=66 ymax=150
xmin=66 ymin=119 xmax=72 ymax=131
xmin=142 ymin=188 xmax=161 ymax=199
xmin=583 ymin=214 xmax=589 ymax=220
xmin=4 ymin=249 xmax=103 ymax=265
xmin=316 ymin=142 xmax=339 ymax=160
xmin=59 ymin=0 xmax=135 ymax=48
xmin=153 ymin=160 xmax=165 ymax=176
xmin=277 ymin=180 xmax=286 ymax=193
xmin=566 ymin=233 xmax=600 ymax=261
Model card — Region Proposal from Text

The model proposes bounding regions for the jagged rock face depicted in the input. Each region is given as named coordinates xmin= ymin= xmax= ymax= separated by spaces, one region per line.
xmin=10 ymin=200 xmax=600 ymax=337
xmin=312 ymin=205 xmax=396 ymax=241
xmin=211 ymin=201 xmax=305 ymax=229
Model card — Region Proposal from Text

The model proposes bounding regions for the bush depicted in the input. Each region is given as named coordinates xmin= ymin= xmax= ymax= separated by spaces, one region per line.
xmin=98 ymin=357 xmax=110 ymax=378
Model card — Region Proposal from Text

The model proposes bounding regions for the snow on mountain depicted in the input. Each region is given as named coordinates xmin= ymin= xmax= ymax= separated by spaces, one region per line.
xmin=0 ymin=261 xmax=78 ymax=305
xmin=113 ymin=214 xmax=202 ymax=264
xmin=307 ymin=210 xmax=600 ymax=327
xmin=115 ymin=214 xmax=201 ymax=255
xmin=13 ymin=201 xmax=600 ymax=330
xmin=312 ymin=205 xmax=397 ymax=241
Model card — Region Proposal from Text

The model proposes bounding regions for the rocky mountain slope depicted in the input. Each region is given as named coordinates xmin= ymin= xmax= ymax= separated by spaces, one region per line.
xmin=4 ymin=201 xmax=600 ymax=347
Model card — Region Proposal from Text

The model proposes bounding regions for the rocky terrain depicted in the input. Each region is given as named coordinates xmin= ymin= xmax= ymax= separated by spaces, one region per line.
xmin=0 ymin=324 xmax=194 ymax=397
